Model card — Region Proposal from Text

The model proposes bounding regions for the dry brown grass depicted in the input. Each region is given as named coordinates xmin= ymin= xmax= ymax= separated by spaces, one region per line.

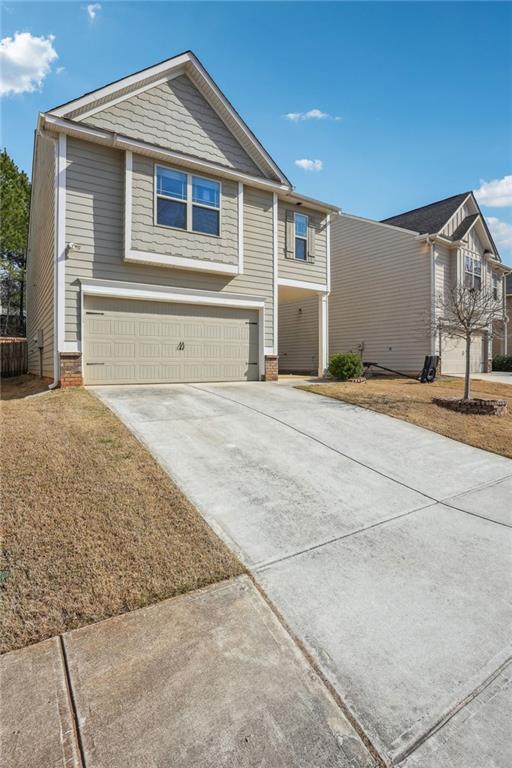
xmin=0 ymin=380 xmax=243 ymax=654
xmin=299 ymin=377 xmax=512 ymax=460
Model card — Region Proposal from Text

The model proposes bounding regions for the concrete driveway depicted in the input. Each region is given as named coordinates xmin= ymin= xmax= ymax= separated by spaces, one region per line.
xmin=95 ymin=382 xmax=512 ymax=767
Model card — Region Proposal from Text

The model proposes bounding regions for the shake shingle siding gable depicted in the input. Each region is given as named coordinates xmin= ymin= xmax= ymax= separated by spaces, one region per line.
xmin=381 ymin=192 xmax=470 ymax=235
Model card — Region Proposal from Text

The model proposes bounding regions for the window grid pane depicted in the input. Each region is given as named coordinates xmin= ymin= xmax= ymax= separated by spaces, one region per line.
xmin=192 ymin=176 xmax=220 ymax=208
xmin=295 ymin=237 xmax=307 ymax=260
xmin=156 ymin=168 xmax=187 ymax=200
xmin=192 ymin=206 xmax=219 ymax=236
xmin=157 ymin=198 xmax=187 ymax=229
xmin=295 ymin=213 xmax=308 ymax=238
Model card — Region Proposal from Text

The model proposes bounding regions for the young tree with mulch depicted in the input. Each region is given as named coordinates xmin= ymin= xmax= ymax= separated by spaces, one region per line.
xmin=436 ymin=284 xmax=503 ymax=400
xmin=0 ymin=149 xmax=31 ymax=337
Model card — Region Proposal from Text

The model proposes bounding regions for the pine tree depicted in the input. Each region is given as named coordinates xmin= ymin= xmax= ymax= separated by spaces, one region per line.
xmin=0 ymin=149 xmax=31 ymax=336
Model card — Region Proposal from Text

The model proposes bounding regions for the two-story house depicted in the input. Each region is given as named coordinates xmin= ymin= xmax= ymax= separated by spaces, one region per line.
xmin=279 ymin=192 xmax=508 ymax=375
xmin=27 ymin=51 xmax=336 ymax=386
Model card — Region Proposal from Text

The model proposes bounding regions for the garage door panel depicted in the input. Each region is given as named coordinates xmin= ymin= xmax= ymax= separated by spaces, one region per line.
xmin=84 ymin=297 xmax=259 ymax=385
xmin=441 ymin=334 xmax=484 ymax=374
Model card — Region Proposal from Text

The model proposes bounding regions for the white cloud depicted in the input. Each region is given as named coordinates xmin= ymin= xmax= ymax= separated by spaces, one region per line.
xmin=474 ymin=175 xmax=512 ymax=208
xmin=86 ymin=3 xmax=102 ymax=21
xmin=0 ymin=31 xmax=57 ymax=95
xmin=295 ymin=158 xmax=323 ymax=172
xmin=285 ymin=109 xmax=341 ymax=122
xmin=486 ymin=216 xmax=512 ymax=260
xmin=56 ymin=66 xmax=65 ymax=75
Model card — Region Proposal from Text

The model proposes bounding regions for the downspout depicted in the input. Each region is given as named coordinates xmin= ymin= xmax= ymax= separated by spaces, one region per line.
xmin=428 ymin=236 xmax=436 ymax=356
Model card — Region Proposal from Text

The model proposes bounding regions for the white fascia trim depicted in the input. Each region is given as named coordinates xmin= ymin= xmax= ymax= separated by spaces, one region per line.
xmin=238 ymin=182 xmax=244 ymax=273
xmin=318 ymin=292 xmax=329 ymax=377
xmin=272 ymin=192 xmax=278 ymax=355
xmin=43 ymin=114 xmax=290 ymax=194
xmin=56 ymin=133 xmax=67 ymax=353
xmin=80 ymin=278 xmax=265 ymax=309
xmin=125 ymin=151 xmax=132 ymax=251
xmin=50 ymin=54 xmax=192 ymax=117
xmin=125 ymin=248 xmax=239 ymax=275
xmin=76 ymin=70 xmax=185 ymax=121
xmin=278 ymin=277 xmax=328 ymax=293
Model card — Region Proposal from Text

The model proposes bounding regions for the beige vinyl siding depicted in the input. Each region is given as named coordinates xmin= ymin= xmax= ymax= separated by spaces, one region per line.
xmin=64 ymin=137 xmax=274 ymax=348
xmin=329 ymin=214 xmax=431 ymax=373
xmin=434 ymin=242 xmax=454 ymax=312
xmin=131 ymin=154 xmax=238 ymax=266
xmin=278 ymin=202 xmax=327 ymax=286
xmin=26 ymin=132 xmax=55 ymax=377
xmin=80 ymin=75 xmax=263 ymax=177
xmin=278 ymin=296 xmax=318 ymax=372
xmin=441 ymin=197 xmax=474 ymax=237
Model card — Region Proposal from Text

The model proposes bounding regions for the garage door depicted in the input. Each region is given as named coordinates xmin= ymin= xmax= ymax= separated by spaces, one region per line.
xmin=441 ymin=333 xmax=484 ymax=374
xmin=83 ymin=296 xmax=260 ymax=385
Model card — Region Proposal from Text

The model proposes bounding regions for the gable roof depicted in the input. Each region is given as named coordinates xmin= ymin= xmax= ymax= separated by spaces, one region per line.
xmin=449 ymin=213 xmax=479 ymax=241
xmin=381 ymin=192 xmax=471 ymax=235
xmin=48 ymin=50 xmax=290 ymax=186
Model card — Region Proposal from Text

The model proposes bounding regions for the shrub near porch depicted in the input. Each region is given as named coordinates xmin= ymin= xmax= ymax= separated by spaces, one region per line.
xmin=299 ymin=377 xmax=512 ymax=460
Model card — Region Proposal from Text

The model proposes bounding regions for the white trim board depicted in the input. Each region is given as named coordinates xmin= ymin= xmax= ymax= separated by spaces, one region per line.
xmin=125 ymin=249 xmax=239 ymax=274
xmin=80 ymin=278 xmax=265 ymax=308
xmin=272 ymin=192 xmax=278 ymax=355
xmin=56 ymin=133 xmax=67 ymax=353
xmin=278 ymin=277 xmax=328 ymax=293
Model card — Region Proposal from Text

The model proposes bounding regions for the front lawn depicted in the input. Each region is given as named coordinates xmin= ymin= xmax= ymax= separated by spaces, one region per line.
xmin=0 ymin=378 xmax=243 ymax=654
xmin=299 ymin=377 xmax=512 ymax=460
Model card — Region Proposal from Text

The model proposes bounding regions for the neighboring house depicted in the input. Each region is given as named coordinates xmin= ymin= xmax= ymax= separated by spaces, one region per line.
xmin=27 ymin=51 xmax=336 ymax=386
xmin=492 ymin=272 xmax=511 ymax=358
xmin=325 ymin=192 xmax=508 ymax=375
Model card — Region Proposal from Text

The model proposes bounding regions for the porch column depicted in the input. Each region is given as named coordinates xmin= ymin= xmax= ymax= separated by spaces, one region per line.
xmin=318 ymin=292 xmax=329 ymax=377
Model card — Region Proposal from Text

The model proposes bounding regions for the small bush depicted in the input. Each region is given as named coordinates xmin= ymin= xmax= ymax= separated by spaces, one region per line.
xmin=493 ymin=354 xmax=512 ymax=372
xmin=328 ymin=352 xmax=364 ymax=381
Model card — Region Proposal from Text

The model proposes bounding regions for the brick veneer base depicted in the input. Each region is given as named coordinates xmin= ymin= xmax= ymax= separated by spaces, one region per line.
xmin=433 ymin=396 xmax=508 ymax=416
xmin=264 ymin=355 xmax=279 ymax=382
xmin=60 ymin=352 xmax=83 ymax=387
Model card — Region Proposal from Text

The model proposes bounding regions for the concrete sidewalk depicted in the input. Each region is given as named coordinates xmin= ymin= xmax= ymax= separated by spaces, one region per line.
xmin=94 ymin=381 xmax=512 ymax=767
xmin=1 ymin=577 xmax=375 ymax=768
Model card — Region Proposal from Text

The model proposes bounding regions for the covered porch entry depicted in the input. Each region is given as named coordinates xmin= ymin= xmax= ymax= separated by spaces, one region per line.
xmin=277 ymin=282 xmax=328 ymax=377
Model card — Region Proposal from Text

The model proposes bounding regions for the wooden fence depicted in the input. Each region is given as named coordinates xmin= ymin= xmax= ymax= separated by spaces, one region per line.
xmin=1 ymin=338 xmax=28 ymax=377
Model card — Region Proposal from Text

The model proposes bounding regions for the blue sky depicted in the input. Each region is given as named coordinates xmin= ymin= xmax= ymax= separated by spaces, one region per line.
xmin=1 ymin=1 xmax=511 ymax=261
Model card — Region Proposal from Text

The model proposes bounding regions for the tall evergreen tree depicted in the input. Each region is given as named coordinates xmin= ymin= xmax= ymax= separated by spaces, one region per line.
xmin=0 ymin=149 xmax=31 ymax=336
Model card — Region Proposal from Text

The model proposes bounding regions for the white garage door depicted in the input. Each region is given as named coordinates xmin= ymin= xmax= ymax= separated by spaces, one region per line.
xmin=441 ymin=334 xmax=484 ymax=375
xmin=83 ymin=296 xmax=260 ymax=385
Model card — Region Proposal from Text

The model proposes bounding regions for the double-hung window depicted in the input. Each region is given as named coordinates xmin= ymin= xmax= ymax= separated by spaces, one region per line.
xmin=294 ymin=213 xmax=308 ymax=260
xmin=464 ymin=255 xmax=481 ymax=290
xmin=156 ymin=166 xmax=220 ymax=236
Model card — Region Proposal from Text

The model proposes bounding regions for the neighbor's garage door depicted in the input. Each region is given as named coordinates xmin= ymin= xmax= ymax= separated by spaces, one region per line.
xmin=83 ymin=296 xmax=259 ymax=385
xmin=441 ymin=333 xmax=484 ymax=374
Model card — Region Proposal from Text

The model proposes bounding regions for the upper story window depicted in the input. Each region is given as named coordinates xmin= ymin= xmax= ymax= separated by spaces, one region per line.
xmin=493 ymin=273 xmax=500 ymax=301
xmin=294 ymin=213 xmax=308 ymax=260
xmin=156 ymin=165 xmax=220 ymax=236
xmin=464 ymin=255 xmax=481 ymax=290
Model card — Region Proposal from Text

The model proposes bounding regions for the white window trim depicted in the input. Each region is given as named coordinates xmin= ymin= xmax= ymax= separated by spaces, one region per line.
xmin=154 ymin=163 xmax=222 ymax=238
xmin=79 ymin=278 xmax=266 ymax=380
xmin=464 ymin=253 xmax=482 ymax=290
xmin=294 ymin=212 xmax=308 ymax=261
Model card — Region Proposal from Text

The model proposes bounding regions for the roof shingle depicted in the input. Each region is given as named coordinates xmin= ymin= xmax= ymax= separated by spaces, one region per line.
xmin=381 ymin=192 xmax=471 ymax=234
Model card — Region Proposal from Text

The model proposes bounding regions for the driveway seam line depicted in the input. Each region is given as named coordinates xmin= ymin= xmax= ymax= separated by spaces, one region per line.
xmin=392 ymin=655 xmax=512 ymax=765
xmin=190 ymin=385 xmax=512 ymax=529
xmin=247 ymin=573 xmax=389 ymax=768
xmin=254 ymin=501 xmax=439 ymax=571
xmin=58 ymin=635 xmax=87 ymax=768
